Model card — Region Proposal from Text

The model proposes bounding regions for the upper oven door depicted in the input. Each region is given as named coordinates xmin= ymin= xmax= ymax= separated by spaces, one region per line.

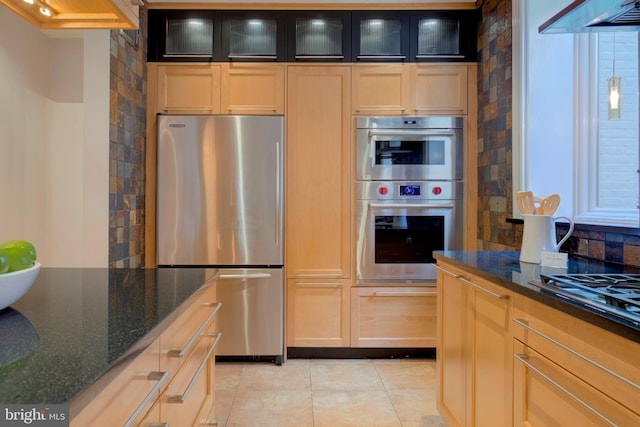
xmin=356 ymin=120 xmax=462 ymax=181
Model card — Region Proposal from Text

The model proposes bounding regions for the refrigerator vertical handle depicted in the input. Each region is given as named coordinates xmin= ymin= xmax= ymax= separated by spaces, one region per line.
xmin=276 ymin=141 xmax=281 ymax=248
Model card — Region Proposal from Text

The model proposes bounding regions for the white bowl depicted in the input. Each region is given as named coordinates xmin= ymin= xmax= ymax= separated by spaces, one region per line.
xmin=0 ymin=262 xmax=41 ymax=311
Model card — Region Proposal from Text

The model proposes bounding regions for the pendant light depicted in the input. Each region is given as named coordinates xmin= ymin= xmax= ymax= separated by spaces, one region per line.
xmin=608 ymin=33 xmax=621 ymax=120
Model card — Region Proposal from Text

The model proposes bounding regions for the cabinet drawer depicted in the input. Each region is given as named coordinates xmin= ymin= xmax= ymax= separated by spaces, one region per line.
xmin=161 ymin=332 xmax=221 ymax=426
xmin=159 ymin=287 xmax=219 ymax=379
xmin=70 ymin=340 xmax=165 ymax=427
xmin=514 ymin=341 xmax=640 ymax=426
xmin=513 ymin=295 xmax=640 ymax=414
xmin=351 ymin=286 xmax=437 ymax=348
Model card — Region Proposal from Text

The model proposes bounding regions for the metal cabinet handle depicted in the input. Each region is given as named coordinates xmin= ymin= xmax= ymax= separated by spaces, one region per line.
xmin=355 ymin=107 xmax=406 ymax=112
xmin=357 ymin=55 xmax=407 ymax=60
xmin=513 ymin=354 xmax=616 ymax=426
xmin=124 ymin=371 xmax=169 ymax=427
xmin=367 ymin=129 xmax=455 ymax=138
xmin=219 ymin=273 xmax=272 ymax=280
xmin=369 ymin=203 xmax=454 ymax=210
xmin=167 ymin=303 xmax=221 ymax=358
xmin=296 ymin=282 xmax=344 ymax=287
xmin=373 ymin=291 xmax=436 ymax=297
xmin=459 ymin=277 xmax=510 ymax=300
xmin=295 ymin=55 xmax=345 ymax=59
xmin=228 ymin=55 xmax=278 ymax=60
xmin=167 ymin=333 xmax=222 ymax=404
xmin=147 ymin=423 xmax=169 ymax=427
xmin=432 ymin=264 xmax=464 ymax=279
xmin=415 ymin=54 xmax=465 ymax=59
xmin=513 ymin=318 xmax=639 ymax=391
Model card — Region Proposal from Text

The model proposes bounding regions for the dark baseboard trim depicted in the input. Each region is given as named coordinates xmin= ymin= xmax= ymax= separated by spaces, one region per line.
xmin=286 ymin=347 xmax=436 ymax=359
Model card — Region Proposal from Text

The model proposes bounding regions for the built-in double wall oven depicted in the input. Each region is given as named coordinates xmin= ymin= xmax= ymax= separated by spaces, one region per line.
xmin=355 ymin=116 xmax=464 ymax=284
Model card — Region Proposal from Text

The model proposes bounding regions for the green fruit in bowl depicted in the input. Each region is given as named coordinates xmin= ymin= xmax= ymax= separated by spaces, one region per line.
xmin=0 ymin=247 xmax=34 ymax=272
xmin=0 ymin=251 xmax=9 ymax=274
xmin=1 ymin=240 xmax=37 ymax=262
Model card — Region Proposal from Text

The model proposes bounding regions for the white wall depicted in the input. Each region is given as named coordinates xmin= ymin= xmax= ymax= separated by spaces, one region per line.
xmin=514 ymin=0 xmax=575 ymax=218
xmin=0 ymin=8 xmax=109 ymax=267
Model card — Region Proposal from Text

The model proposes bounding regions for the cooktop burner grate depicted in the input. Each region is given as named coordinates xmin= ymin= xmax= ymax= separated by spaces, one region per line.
xmin=539 ymin=273 xmax=640 ymax=318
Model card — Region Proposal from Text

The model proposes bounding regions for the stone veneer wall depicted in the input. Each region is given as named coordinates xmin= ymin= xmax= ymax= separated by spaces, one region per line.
xmin=476 ymin=0 xmax=640 ymax=268
xmin=476 ymin=0 xmax=514 ymax=251
xmin=108 ymin=8 xmax=147 ymax=268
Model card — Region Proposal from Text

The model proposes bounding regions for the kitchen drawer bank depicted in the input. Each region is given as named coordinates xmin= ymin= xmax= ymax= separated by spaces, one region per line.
xmin=434 ymin=250 xmax=640 ymax=427
xmin=0 ymin=267 xmax=220 ymax=426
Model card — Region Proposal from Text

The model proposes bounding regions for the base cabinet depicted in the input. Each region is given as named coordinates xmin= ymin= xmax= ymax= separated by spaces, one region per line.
xmin=436 ymin=262 xmax=512 ymax=427
xmin=350 ymin=286 xmax=437 ymax=348
xmin=512 ymin=294 xmax=640 ymax=427
xmin=71 ymin=282 xmax=220 ymax=427
xmin=286 ymin=278 xmax=350 ymax=347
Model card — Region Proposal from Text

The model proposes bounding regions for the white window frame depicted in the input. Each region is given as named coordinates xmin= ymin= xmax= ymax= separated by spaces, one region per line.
xmin=574 ymin=33 xmax=639 ymax=228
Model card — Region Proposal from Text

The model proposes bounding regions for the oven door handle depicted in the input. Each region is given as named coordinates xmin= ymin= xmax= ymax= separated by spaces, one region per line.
xmin=367 ymin=129 xmax=454 ymax=138
xmin=369 ymin=203 xmax=455 ymax=210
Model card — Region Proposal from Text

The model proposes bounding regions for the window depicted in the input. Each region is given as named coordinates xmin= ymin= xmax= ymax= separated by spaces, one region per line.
xmin=575 ymin=32 xmax=639 ymax=227
xmin=514 ymin=0 xmax=639 ymax=228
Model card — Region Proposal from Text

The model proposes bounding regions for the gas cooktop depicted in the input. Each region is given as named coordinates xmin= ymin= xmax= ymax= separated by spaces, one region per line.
xmin=535 ymin=273 xmax=640 ymax=329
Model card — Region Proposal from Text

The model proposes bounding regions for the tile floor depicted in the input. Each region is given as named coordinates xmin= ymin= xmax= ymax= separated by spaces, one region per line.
xmin=214 ymin=358 xmax=447 ymax=427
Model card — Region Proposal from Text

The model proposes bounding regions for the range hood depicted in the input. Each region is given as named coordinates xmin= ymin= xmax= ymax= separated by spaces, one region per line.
xmin=540 ymin=0 xmax=640 ymax=33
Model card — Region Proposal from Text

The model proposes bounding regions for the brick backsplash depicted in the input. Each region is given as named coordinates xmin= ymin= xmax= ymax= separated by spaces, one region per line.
xmin=108 ymin=8 xmax=147 ymax=268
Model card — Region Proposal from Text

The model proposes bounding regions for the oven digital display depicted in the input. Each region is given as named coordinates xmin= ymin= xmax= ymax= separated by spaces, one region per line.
xmin=399 ymin=185 xmax=421 ymax=196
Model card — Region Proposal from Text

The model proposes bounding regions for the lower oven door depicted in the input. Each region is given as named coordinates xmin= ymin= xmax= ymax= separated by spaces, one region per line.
xmin=356 ymin=199 xmax=462 ymax=284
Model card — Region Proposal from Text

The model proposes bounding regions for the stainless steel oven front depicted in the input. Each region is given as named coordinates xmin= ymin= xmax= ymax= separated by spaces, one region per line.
xmin=356 ymin=180 xmax=463 ymax=284
xmin=356 ymin=116 xmax=463 ymax=181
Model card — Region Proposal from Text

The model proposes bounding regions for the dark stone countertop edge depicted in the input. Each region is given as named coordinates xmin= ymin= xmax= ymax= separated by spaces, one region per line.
xmin=434 ymin=251 xmax=640 ymax=345
xmin=69 ymin=276 xmax=217 ymax=415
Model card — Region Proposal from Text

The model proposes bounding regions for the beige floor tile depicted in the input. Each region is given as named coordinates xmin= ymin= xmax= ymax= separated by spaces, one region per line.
xmin=375 ymin=359 xmax=436 ymax=390
xmin=388 ymin=388 xmax=441 ymax=425
xmin=312 ymin=390 xmax=402 ymax=427
xmin=212 ymin=388 xmax=236 ymax=427
xmin=237 ymin=361 xmax=311 ymax=391
xmin=310 ymin=360 xmax=385 ymax=391
xmin=225 ymin=389 xmax=313 ymax=427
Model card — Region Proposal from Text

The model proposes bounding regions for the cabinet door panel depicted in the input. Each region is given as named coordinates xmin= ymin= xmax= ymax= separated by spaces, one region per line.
xmin=413 ymin=64 xmax=467 ymax=114
xmin=287 ymin=278 xmax=350 ymax=347
xmin=157 ymin=64 xmax=221 ymax=113
xmin=221 ymin=63 xmax=285 ymax=114
xmin=286 ymin=66 xmax=351 ymax=278
xmin=350 ymin=286 xmax=437 ymax=348
xmin=351 ymin=64 xmax=410 ymax=115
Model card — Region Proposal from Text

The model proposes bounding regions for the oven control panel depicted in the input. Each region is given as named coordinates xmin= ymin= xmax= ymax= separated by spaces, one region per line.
xmin=370 ymin=181 xmax=456 ymax=200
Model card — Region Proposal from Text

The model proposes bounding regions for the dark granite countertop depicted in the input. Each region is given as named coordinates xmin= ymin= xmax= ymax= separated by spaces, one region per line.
xmin=434 ymin=251 xmax=640 ymax=344
xmin=0 ymin=267 xmax=216 ymax=405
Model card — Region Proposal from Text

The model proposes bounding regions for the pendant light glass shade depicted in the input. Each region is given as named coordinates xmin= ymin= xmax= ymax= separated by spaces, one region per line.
xmin=608 ymin=75 xmax=621 ymax=120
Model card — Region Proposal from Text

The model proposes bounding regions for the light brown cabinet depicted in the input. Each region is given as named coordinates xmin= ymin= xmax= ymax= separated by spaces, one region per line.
xmin=285 ymin=65 xmax=351 ymax=347
xmin=436 ymin=262 xmax=513 ymax=427
xmin=157 ymin=64 xmax=221 ymax=114
xmin=350 ymin=286 xmax=437 ymax=348
xmin=221 ymin=63 xmax=285 ymax=114
xmin=352 ymin=63 xmax=470 ymax=115
xmin=71 ymin=282 xmax=220 ymax=427
xmin=512 ymin=294 xmax=640 ymax=427
xmin=287 ymin=278 xmax=350 ymax=347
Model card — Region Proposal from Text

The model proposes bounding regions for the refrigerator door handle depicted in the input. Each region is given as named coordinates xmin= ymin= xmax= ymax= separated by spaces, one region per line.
xmin=276 ymin=140 xmax=281 ymax=248
xmin=219 ymin=273 xmax=272 ymax=280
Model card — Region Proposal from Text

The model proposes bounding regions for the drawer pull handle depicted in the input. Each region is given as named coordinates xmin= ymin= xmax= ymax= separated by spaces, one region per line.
xmin=167 ymin=333 xmax=222 ymax=404
xmin=124 ymin=371 xmax=168 ymax=427
xmin=514 ymin=354 xmax=616 ymax=426
xmin=219 ymin=273 xmax=271 ymax=280
xmin=513 ymin=318 xmax=639 ymax=391
xmin=432 ymin=264 xmax=464 ymax=279
xmin=373 ymin=291 xmax=436 ymax=297
xmin=167 ymin=303 xmax=221 ymax=358
xmin=296 ymin=282 xmax=344 ymax=288
xmin=148 ymin=423 xmax=169 ymax=427
xmin=459 ymin=277 xmax=509 ymax=300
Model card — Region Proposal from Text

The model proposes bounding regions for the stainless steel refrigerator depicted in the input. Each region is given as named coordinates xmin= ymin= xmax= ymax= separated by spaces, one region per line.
xmin=156 ymin=114 xmax=284 ymax=365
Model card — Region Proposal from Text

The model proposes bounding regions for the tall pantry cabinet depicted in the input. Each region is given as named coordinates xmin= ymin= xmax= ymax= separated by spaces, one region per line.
xmin=285 ymin=66 xmax=352 ymax=347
